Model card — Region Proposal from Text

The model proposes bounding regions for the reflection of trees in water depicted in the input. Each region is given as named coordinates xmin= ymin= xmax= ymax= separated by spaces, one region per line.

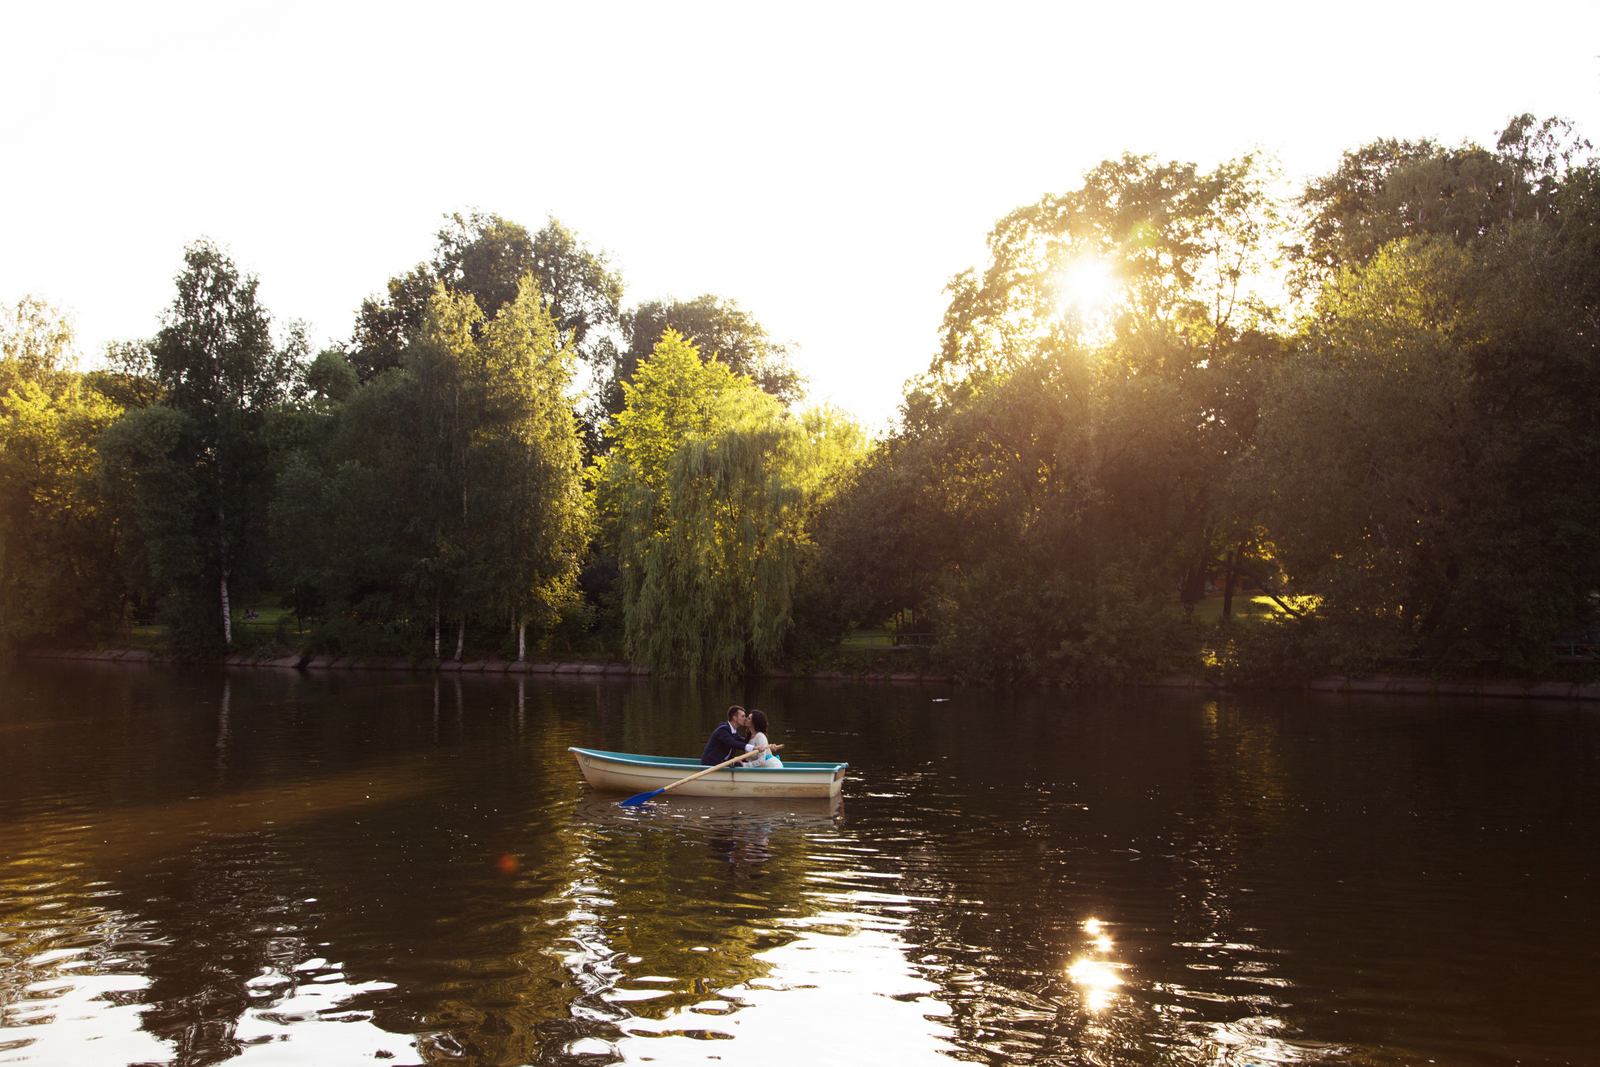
xmin=10 ymin=667 xmax=1600 ymax=1065
xmin=0 ymin=667 xmax=612 ymax=1065
xmin=0 ymin=670 xmax=1344 ymax=1065
xmin=16 ymin=671 xmax=859 ymax=1066
xmin=550 ymin=794 xmax=963 ymax=1061
xmin=132 ymin=839 xmax=301 ymax=1066
xmin=558 ymin=796 xmax=840 ymax=1020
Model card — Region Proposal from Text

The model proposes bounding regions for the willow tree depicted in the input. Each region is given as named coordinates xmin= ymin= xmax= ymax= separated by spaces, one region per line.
xmin=596 ymin=331 xmax=863 ymax=676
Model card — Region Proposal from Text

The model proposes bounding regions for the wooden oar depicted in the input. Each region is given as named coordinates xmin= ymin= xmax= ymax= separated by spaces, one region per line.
xmin=619 ymin=745 xmax=784 ymax=807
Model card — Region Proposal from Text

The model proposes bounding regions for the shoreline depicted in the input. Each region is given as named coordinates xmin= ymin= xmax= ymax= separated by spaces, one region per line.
xmin=13 ymin=647 xmax=954 ymax=685
xmin=1142 ymin=672 xmax=1600 ymax=702
xmin=14 ymin=648 xmax=1600 ymax=699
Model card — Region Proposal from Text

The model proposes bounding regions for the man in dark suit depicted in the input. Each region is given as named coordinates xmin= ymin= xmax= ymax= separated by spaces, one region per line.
xmin=700 ymin=706 xmax=750 ymax=765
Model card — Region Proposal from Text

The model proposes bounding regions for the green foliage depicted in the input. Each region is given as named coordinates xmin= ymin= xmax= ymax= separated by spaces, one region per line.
xmin=84 ymin=340 xmax=164 ymax=410
xmin=305 ymin=348 xmax=357 ymax=401
xmin=100 ymin=241 xmax=301 ymax=653
xmin=274 ymin=275 xmax=590 ymax=656
xmin=599 ymin=332 xmax=862 ymax=675
xmin=936 ymin=152 xmax=1286 ymax=375
xmin=1202 ymin=613 xmax=1391 ymax=685
xmin=8 ymin=118 xmax=1598 ymax=684
xmin=823 ymin=149 xmax=1289 ymax=661
xmin=1244 ymin=128 xmax=1600 ymax=673
xmin=1294 ymin=115 xmax=1591 ymax=285
xmin=828 ymin=123 xmax=1600 ymax=684
xmin=933 ymin=563 xmax=1201 ymax=686
xmin=0 ymin=296 xmax=78 ymax=400
xmin=834 ymin=153 xmax=1290 ymax=655
xmin=593 ymin=330 xmax=759 ymax=522
xmin=352 ymin=212 xmax=622 ymax=382
xmin=0 ymin=372 xmax=124 ymax=646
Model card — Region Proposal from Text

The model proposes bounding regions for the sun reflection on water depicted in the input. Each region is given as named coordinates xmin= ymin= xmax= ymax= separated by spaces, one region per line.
xmin=1068 ymin=917 xmax=1127 ymax=1012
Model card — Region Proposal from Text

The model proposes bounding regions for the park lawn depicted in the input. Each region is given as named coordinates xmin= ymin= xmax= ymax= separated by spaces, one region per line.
xmin=1186 ymin=595 xmax=1301 ymax=624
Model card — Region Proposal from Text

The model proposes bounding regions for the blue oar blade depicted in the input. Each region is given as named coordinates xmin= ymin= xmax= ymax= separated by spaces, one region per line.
xmin=619 ymin=788 xmax=664 ymax=807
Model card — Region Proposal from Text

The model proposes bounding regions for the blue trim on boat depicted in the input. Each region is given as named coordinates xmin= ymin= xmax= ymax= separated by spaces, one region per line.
xmin=568 ymin=746 xmax=847 ymax=773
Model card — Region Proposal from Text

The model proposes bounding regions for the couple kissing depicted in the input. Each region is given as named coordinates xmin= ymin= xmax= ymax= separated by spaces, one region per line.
xmin=699 ymin=705 xmax=783 ymax=769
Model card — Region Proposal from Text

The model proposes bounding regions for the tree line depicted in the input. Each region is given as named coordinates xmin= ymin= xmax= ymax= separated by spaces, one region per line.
xmin=3 ymin=115 xmax=1597 ymax=681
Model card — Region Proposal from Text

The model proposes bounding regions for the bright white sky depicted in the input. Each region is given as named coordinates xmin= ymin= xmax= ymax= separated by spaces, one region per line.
xmin=4 ymin=0 xmax=1598 ymax=427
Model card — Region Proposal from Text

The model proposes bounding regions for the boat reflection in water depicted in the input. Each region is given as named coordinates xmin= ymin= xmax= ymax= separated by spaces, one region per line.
xmin=557 ymin=792 xmax=958 ymax=1063
xmin=573 ymin=793 xmax=842 ymax=879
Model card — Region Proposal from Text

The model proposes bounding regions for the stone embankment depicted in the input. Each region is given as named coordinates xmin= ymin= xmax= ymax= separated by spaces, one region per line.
xmin=17 ymin=648 xmax=952 ymax=683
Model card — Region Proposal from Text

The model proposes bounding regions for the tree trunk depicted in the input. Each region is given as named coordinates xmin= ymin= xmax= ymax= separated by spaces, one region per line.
xmin=1221 ymin=549 xmax=1237 ymax=621
xmin=220 ymin=573 xmax=232 ymax=645
xmin=216 ymin=458 xmax=232 ymax=646
xmin=1206 ymin=555 xmax=1303 ymax=618
xmin=518 ymin=616 xmax=526 ymax=662
xmin=1179 ymin=553 xmax=1207 ymax=616
xmin=217 ymin=505 xmax=230 ymax=646
xmin=455 ymin=618 xmax=465 ymax=661
xmin=433 ymin=606 xmax=441 ymax=659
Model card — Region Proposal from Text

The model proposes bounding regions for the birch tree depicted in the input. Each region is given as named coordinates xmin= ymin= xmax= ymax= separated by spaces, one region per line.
xmin=273 ymin=276 xmax=588 ymax=659
xmin=104 ymin=242 xmax=300 ymax=650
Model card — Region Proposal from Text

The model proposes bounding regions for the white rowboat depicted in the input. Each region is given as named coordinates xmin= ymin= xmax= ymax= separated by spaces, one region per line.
xmin=569 ymin=747 xmax=848 ymax=799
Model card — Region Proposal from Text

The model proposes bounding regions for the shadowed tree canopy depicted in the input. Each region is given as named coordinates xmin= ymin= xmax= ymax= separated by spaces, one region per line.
xmin=274 ymin=276 xmax=590 ymax=660
xmin=1244 ymin=131 xmax=1600 ymax=672
xmin=351 ymin=212 xmax=623 ymax=381
xmin=1292 ymin=114 xmax=1593 ymax=287
xmin=820 ymin=153 xmax=1292 ymax=683
xmin=904 ymin=152 xmax=1285 ymax=587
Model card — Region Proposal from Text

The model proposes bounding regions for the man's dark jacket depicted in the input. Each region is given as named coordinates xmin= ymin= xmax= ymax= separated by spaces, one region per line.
xmin=700 ymin=722 xmax=747 ymax=765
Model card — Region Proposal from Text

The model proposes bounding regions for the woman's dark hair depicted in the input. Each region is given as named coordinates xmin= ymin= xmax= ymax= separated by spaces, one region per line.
xmin=749 ymin=709 xmax=769 ymax=735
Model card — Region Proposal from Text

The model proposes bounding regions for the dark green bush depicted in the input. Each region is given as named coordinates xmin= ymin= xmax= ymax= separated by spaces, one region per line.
xmin=934 ymin=564 xmax=1203 ymax=686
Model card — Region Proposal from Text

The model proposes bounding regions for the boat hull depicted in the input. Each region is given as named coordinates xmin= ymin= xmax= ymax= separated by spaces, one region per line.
xmin=569 ymin=747 xmax=848 ymax=799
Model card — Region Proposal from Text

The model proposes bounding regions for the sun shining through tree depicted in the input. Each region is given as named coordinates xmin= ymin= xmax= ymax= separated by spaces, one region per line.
xmin=1055 ymin=256 xmax=1120 ymax=341
xmin=935 ymin=153 xmax=1288 ymax=376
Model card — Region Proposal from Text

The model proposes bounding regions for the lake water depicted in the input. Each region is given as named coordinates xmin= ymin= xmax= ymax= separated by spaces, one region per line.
xmin=1 ymin=662 xmax=1597 ymax=1066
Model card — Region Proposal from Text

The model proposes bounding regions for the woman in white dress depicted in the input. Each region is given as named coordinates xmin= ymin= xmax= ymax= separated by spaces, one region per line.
xmin=742 ymin=709 xmax=783 ymax=768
